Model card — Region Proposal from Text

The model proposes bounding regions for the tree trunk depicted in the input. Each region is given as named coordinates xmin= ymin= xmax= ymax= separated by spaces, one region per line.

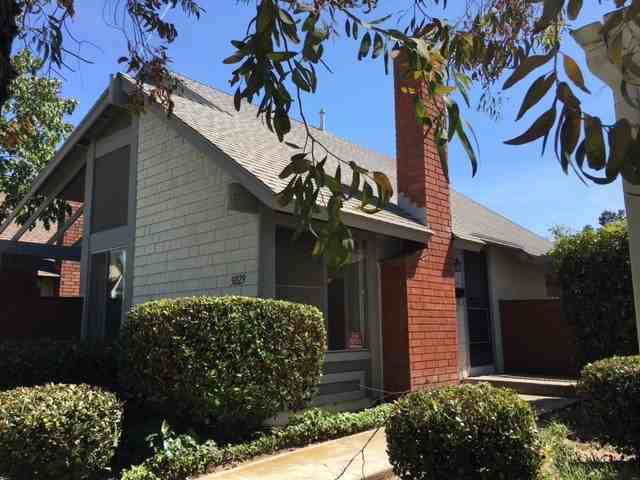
xmin=0 ymin=0 xmax=21 ymax=113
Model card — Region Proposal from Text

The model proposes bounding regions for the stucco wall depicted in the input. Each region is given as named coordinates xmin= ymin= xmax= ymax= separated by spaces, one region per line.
xmin=132 ymin=111 xmax=260 ymax=304
xmin=487 ymin=246 xmax=548 ymax=372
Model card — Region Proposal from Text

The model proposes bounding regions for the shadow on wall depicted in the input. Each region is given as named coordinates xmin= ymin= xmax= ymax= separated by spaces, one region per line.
xmin=0 ymin=269 xmax=82 ymax=340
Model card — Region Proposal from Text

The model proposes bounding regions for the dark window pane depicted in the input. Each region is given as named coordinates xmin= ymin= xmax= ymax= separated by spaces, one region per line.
xmin=470 ymin=342 xmax=493 ymax=367
xmin=92 ymin=146 xmax=130 ymax=233
xmin=467 ymin=308 xmax=491 ymax=343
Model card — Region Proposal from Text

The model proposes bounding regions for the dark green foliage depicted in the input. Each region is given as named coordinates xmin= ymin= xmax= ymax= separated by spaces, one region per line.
xmin=386 ymin=384 xmax=543 ymax=480
xmin=578 ymin=355 xmax=640 ymax=456
xmin=551 ymin=221 xmax=637 ymax=366
xmin=0 ymin=339 xmax=118 ymax=391
xmin=0 ymin=383 xmax=123 ymax=480
xmin=118 ymin=296 xmax=326 ymax=431
xmin=120 ymin=403 xmax=393 ymax=480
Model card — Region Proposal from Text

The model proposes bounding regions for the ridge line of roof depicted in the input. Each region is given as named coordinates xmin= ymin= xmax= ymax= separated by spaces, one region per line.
xmin=172 ymin=72 xmax=397 ymax=165
xmin=171 ymin=71 xmax=549 ymax=246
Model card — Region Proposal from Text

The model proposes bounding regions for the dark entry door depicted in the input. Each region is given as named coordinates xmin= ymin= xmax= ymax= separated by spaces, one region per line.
xmin=463 ymin=251 xmax=493 ymax=368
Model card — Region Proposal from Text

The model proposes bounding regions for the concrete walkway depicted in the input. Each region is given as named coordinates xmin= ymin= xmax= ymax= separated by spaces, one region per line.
xmin=199 ymin=393 xmax=577 ymax=480
xmin=199 ymin=429 xmax=393 ymax=480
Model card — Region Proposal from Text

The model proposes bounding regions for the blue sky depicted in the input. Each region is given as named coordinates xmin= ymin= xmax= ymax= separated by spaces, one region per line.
xmin=48 ymin=1 xmax=624 ymax=239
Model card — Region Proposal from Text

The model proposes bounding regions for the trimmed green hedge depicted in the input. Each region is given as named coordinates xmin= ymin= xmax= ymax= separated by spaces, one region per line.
xmin=0 ymin=384 xmax=123 ymax=479
xmin=551 ymin=221 xmax=637 ymax=366
xmin=0 ymin=340 xmax=118 ymax=391
xmin=120 ymin=404 xmax=394 ymax=480
xmin=118 ymin=296 xmax=326 ymax=431
xmin=578 ymin=355 xmax=640 ymax=456
xmin=386 ymin=384 xmax=543 ymax=480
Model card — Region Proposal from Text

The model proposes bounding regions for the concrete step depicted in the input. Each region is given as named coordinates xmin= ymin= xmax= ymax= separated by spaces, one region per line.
xmin=520 ymin=395 xmax=579 ymax=416
xmin=463 ymin=374 xmax=577 ymax=398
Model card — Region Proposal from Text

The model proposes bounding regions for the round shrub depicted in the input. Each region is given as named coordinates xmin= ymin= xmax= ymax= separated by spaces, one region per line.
xmin=386 ymin=384 xmax=543 ymax=480
xmin=119 ymin=296 xmax=326 ymax=431
xmin=578 ymin=355 xmax=640 ymax=455
xmin=0 ymin=383 xmax=123 ymax=479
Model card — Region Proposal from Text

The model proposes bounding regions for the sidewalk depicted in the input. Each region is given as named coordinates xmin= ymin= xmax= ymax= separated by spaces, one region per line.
xmin=199 ymin=428 xmax=393 ymax=480
xmin=199 ymin=392 xmax=576 ymax=480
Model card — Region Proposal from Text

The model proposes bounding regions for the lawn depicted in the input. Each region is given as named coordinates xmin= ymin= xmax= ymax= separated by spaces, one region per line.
xmin=541 ymin=406 xmax=640 ymax=480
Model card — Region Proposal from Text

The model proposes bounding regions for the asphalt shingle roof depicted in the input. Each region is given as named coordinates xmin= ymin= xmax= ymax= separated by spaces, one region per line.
xmin=158 ymin=74 xmax=551 ymax=257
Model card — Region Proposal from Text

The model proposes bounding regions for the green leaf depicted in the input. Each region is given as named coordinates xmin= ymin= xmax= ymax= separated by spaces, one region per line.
xmin=517 ymin=73 xmax=555 ymax=120
xmin=447 ymin=102 xmax=460 ymax=142
xmin=292 ymin=69 xmax=311 ymax=92
xmin=535 ymin=0 xmax=565 ymax=33
xmin=436 ymin=137 xmax=449 ymax=181
xmin=456 ymin=120 xmax=478 ymax=177
xmin=505 ymin=107 xmax=557 ymax=145
xmin=358 ymin=33 xmax=372 ymax=60
xmin=372 ymin=33 xmax=384 ymax=59
xmin=584 ymin=115 xmax=606 ymax=170
xmin=606 ymin=118 xmax=632 ymax=179
xmin=233 ymin=88 xmax=242 ymax=111
xmin=560 ymin=108 xmax=581 ymax=172
xmin=563 ymin=54 xmax=591 ymax=94
xmin=223 ymin=52 xmax=245 ymax=64
xmin=267 ymin=52 xmax=297 ymax=62
xmin=557 ymin=82 xmax=581 ymax=110
xmin=278 ymin=8 xmax=295 ymax=25
xmin=503 ymin=49 xmax=556 ymax=90
xmin=434 ymin=85 xmax=456 ymax=96
xmin=568 ymin=0 xmax=583 ymax=20
xmin=373 ymin=171 xmax=394 ymax=207
xmin=350 ymin=167 xmax=361 ymax=195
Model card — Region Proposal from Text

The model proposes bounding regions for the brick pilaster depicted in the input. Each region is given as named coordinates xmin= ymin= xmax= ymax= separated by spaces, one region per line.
xmin=59 ymin=202 xmax=83 ymax=297
xmin=382 ymin=55 xmax=459 ymax=391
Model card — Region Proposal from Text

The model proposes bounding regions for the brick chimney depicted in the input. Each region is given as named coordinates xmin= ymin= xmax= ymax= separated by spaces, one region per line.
xmin=380 ymin=54 xmax=459 ymax=394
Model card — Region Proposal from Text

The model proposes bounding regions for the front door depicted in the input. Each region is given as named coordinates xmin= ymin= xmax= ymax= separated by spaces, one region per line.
xmin=464 ymin=250 xmax=494 ymax=375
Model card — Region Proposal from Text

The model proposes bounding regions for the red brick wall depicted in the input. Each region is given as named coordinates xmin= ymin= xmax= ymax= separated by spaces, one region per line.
xmin=382 ymin=56 xmax=458 ymax=391
xmin=59 ymin=202 xmax=83 ymax=297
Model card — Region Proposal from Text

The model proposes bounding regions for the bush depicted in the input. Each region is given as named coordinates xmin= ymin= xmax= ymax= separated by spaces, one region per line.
xmin=0 ymin=383 xmax=123 ymax=479
xmin=119 ymin=296 xmax=326 ymax=431
xmin=0 ymin=339 xmax=118 ymax=391
xmin=386 ymin=384 xmax=543 ymax=480
xmin=578 ymin=355 xmax=640 ymax=456
xmin=120 ymin=403 xmax=393 ymax=480
xmin=551 ymin=221 xmax=637 ymax=366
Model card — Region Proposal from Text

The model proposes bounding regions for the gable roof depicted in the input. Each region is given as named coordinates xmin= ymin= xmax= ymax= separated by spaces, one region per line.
xmin=154 ymin=74 xmax=550 ymax=257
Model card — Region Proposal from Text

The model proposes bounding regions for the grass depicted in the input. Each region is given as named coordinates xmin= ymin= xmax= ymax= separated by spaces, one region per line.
xmin=540 ymin=406 xmax=640 ymax=480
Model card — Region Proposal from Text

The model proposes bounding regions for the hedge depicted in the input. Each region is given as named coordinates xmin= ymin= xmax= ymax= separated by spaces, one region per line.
xmin=120 ymin=404 xmax=394 ymax=480
xmin=550 ymin=221 xmax=637 ymax=366
xmin=578 ymin=355 xmax=640 ymax=456
xmin=0 ymin=384 xmax=123 ymax=480
xmin=118 ymin=296 xmax=326 ymax=431
xmin=0 ymin=339 xmax=118 ymax=391
xmin=386 ymin=384 xmax=543 ymax=480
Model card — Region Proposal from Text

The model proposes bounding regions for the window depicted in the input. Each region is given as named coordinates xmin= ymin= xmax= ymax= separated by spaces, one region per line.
xmin=89 ymin=249 xmax=126 ymax=338
xmin=91 ymin=146 xmax=130 ymax=233
xmin=275 ymin=227 xmax=368 ymax=351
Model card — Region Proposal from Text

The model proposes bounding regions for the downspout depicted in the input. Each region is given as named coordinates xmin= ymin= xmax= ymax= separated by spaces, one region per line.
xmin=572 ymin=19 xmax=640 ymax=350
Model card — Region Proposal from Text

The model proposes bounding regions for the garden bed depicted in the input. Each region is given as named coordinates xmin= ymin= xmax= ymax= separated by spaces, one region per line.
xmin=541 ymin=405 xmax=640 ymax=480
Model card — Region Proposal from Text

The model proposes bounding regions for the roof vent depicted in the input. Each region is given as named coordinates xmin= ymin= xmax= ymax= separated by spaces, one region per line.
xmin=318 ymin=108 xmax=326 ymax=131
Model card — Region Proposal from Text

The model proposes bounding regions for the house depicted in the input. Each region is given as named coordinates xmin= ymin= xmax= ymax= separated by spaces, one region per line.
xmin=0 ymin=194 xmax=83 ymax=338
xmin=0 ymin=63 xmax=552 ymax=408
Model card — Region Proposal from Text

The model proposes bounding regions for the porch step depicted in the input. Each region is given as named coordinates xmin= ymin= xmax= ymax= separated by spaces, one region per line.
xmin=463 ymin=374 xmax=577 ymax=398
xmin=520 ymin=395 xmax=579 ymax=416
